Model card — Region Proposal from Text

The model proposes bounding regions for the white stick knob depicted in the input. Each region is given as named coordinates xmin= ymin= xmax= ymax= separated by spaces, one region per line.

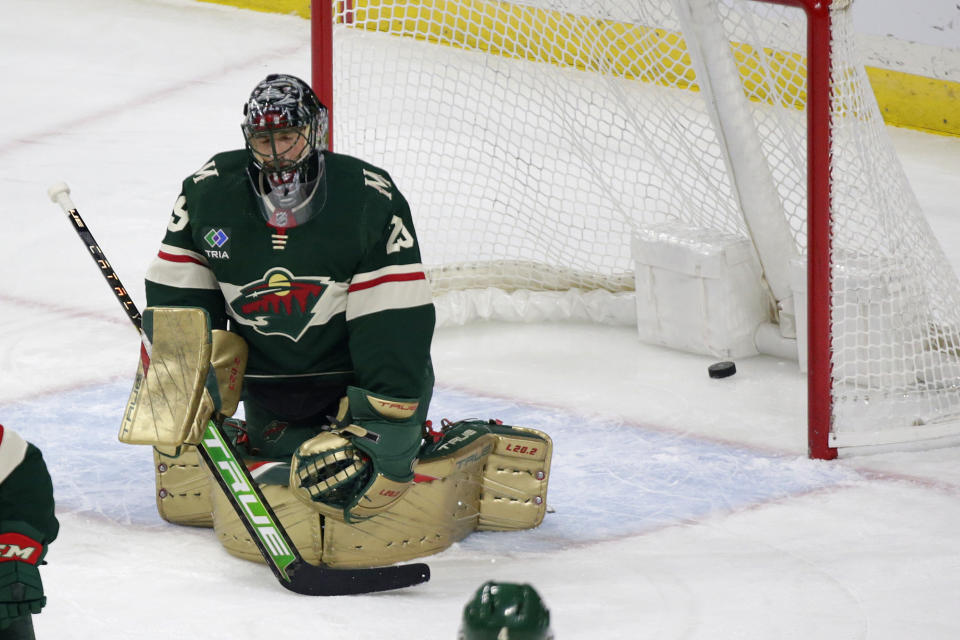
xmin=47 ymin=182 xmax=76 ymax=213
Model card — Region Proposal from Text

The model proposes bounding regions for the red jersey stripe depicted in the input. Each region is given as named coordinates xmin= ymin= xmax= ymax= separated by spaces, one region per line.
xmin=158 ymin=250 xmax=206 ymax=266
xmin=348 ymin=271 xmax=426 ymax=293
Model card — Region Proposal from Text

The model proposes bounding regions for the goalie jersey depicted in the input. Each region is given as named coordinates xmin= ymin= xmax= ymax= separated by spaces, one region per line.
xmin=145 ymin=149 xmax=435 ymax=400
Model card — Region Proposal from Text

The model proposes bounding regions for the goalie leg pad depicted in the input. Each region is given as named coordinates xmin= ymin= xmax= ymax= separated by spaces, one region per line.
xmin=208 ymin=423 xmax=552 ymax=568
xmin=323 ymin=424 xmax=553 ymax=565
xmin=154 ymin=445 xmax=214 ymax=527
xmin=211 ymin=480 xmax=324 ymax=566
xmin=477 ymin=426 xmax=553 ymax=531
xmin=319 ymin=432 xmax=496 ymax=568
xmin=210 ymin=433 xmax=497 ymax=569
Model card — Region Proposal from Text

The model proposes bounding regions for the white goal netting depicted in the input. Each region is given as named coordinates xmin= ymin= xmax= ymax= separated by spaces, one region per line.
xmin=327 ymin=0 xmax=960 ymax=452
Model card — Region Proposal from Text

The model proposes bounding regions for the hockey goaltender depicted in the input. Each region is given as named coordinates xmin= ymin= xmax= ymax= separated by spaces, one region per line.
xmin=116 ymin=74 xmax=553 ymax=570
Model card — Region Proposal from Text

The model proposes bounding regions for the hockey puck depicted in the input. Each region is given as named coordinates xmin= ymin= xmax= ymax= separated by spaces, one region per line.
xmin=708 ymin=361 xmax=736 ymax=379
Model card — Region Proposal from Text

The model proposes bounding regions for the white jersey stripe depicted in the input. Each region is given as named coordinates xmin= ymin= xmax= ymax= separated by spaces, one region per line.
xmin=0 ymin=426 xmax=28 ymax=485
xmin=145 ymin=244 xmax=219 ymax=290
xmin=346 ymin=275 xmax=433 ymax=321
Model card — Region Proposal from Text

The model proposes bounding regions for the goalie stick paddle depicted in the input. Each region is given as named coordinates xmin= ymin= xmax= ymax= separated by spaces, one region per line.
xmin=47 ymin=182 xmax=430 ymax=595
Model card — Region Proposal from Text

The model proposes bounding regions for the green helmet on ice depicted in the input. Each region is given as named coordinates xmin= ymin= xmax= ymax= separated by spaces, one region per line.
xmin=458 ymin=581 xmax=553 ymax=640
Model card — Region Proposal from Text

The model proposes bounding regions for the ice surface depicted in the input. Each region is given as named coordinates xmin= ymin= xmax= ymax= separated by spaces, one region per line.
xmin=2 ymin=1 xmax=960 ymax=638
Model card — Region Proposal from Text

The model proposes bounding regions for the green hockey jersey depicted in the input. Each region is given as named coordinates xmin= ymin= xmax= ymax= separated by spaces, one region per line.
xmin=0 ymin=425 xmax=58 ymax=556
xmin=145 ymin=150 xmax=435 ymax=400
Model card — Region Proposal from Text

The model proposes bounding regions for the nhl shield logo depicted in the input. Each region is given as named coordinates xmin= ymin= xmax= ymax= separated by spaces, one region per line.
xmin=230 ymin=268 xmax=331 ymax=340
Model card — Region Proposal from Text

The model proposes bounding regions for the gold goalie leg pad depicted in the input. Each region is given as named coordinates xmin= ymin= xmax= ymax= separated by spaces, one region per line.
xmin=212 ymin=480 xmax=324 ymax=566
xmin=154 ymin=445 xmax=214 ymax=527
xmin=478 ymin=426 xmax=553 ymax=531
xmin=210 ymin=435 xmax=500 ymax=569
xmin=324 ymin=427 xmax=553 ymax=565
xmin=320 ymin=434 xmax=495 ymax=568
xmin=209 ymin=428 xmax=551 ymax=567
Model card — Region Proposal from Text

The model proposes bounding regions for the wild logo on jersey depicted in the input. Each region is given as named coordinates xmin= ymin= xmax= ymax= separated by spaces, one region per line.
xmin=230 ymin=268 xmax=332 ymax=340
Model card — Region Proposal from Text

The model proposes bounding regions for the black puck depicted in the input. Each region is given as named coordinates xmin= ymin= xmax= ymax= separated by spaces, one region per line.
xmin=708 ymin=361 xmax=736 ymax=379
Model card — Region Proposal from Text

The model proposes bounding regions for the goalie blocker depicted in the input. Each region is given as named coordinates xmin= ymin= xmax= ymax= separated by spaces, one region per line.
xmin=121 ymin=307 xmax=553 ymax=568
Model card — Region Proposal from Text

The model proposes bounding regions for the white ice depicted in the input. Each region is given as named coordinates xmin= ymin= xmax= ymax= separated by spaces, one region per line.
xmin=2 ymin=1 xmax=960 ymax=638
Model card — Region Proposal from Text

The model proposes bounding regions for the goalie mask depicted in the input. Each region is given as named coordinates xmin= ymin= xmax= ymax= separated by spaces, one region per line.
xmin=459 ymin=582 xmax=554 ymax=640
xmin=242 ymin=73 xmax=329 ymax=227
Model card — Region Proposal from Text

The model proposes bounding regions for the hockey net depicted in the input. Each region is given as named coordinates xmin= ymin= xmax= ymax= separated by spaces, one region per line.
xmin=314 ymin=0 xmax=960 ymax=457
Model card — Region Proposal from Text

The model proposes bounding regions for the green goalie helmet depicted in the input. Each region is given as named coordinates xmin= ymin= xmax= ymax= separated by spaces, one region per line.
xmin=459 ymin=581 xmax=553 ymax=640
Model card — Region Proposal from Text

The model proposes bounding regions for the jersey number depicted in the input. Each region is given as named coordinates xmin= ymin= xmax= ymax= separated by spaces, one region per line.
xmin=386 ymin=215 xmax=414 ymax=254
xmin=167 ymin=195 xmax=189 ymax=232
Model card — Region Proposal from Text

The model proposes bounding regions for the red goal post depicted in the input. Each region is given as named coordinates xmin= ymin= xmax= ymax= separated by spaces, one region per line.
xmin=310 ymin=0 xmax=960 ymax=459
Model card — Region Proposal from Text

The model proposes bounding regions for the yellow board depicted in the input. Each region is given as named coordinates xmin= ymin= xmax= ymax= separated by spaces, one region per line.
xmin=867 ymin=66 xmax=960 ymax=136
xmin=196 ymin=0 xmax=309 ymax=18
xmin=199 ymin=0 xmax=959 ymax=136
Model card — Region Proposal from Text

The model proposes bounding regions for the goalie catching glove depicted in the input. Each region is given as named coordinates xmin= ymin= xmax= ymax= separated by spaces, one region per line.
xmin=290 ymin=386 xmax=423 ymax=523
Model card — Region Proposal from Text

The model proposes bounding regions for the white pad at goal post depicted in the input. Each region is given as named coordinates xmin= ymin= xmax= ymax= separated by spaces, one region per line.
xmin=119 ymin=307 xmax=212 ymax=447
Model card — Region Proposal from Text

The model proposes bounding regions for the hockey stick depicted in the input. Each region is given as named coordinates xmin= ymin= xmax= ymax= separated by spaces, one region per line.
xmin=47 ymin=182 xmax=430 ymax=595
